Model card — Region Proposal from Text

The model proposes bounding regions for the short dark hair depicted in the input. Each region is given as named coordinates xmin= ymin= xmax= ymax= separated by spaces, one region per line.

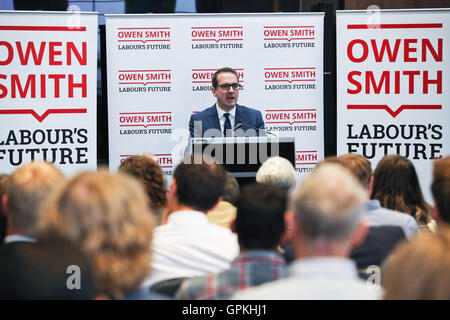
xmin=174 ymin=156 xmax=226 ymax=212
xmin=235 ymin=183 xmax=287 ymax=250
xmin=212 ymin=67 xmax=239 ymax=88
xmin=222 ymin=171 xmax=239 ymax=205
xmin=431 ymin=156 xmax=450 ymax=224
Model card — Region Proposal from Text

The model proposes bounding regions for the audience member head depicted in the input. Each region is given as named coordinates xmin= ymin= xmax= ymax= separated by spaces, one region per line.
xmin=336 ymin=153 xmax=372 ymax=188
xmin=383 ymin=227 xmax=450 ymax=300
xmin=0 ymin=236 xmax=95 ymax=299
xmin=290 ymin=164 xmax=367 ymax=257
xmin=256 ymin=156 xmax=297 ymax=192
xmin=118 ymin=154 xmax=168 ymax=224
xmin=37 ymin=170 xmax=155 ymax=299
xmin=0 ymin=174 xmax=8 ymax=243
xmin=371 ymin=154 xmax=432 ymax=225
xmin=316 ymin=156 xmax=341 ymax=167
xmin=5 ymin=162 xmax=64 ymax=238
xmin=222 ymin=171 xmax=239 ymax=205
xmin=431 ymin=156 xmax=450 ymax=225
xmin=234 ymin=183 xmax=287 ymax=251
xmin=170 ymin=156 xmax=226 ymax=212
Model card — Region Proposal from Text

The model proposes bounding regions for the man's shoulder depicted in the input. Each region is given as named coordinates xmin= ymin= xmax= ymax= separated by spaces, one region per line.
xmin=368 ymin=205 xmax=417 ymax=225
xmin=0 ymin=241 xmax=35 ymax=255
xmin=365 ymin=204 xmax=419 ymax=239
xmin=233 ymin=275 xmax=382 ymax=300
xmin=237 ymin=104 xmax=261 ymax=115
xmin=191 ymin=105 xmax=216 ymax=119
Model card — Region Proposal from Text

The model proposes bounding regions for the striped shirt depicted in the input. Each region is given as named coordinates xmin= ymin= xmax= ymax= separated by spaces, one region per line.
xmin=175 ymin=250 xmax=287 ymax=300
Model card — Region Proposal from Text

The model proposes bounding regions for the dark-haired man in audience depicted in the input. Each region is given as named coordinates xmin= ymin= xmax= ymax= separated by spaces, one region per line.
xmin=431 ymin=156 xmax=450 ymax=228
xmin=234 ymin=164 xmax=381 ymax=299
xmin=334 ymin=153 xmax=419 ymax=273
xmin=141 ymin=156 xmax=239 ymax=289
xmin=0 ymin=162 xmax=64 ymax=253
xmin=176 ymin=183 xmax=288 ymax=300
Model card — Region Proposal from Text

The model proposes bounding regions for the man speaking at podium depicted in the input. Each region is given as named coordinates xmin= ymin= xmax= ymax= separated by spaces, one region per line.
xmin=189 ymin=67 xmax=265 ymax=138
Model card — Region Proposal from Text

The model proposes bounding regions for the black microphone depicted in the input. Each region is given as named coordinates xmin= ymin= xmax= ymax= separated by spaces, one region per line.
xmin=233 ymin=121 xmax=243 ymax=131
xmin=236 ymin=119 xmax=277 ymax=137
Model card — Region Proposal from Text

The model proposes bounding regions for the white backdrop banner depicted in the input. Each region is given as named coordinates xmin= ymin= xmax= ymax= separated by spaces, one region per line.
xmin=106 ymin=13 xmax=324 ymax=182
xmin=336 ymin=9 xmax=450 ymax=202
xmin=0 ymin=11 xmax=98 ymax=175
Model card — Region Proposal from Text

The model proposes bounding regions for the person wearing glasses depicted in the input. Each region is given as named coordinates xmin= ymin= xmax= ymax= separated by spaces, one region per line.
xmin=189 ymin=67 xmax=265 ymax=138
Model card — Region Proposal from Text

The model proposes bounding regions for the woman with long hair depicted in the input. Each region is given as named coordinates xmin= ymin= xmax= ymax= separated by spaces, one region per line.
xmin=371 ymin=154 xmax=435 ymax=231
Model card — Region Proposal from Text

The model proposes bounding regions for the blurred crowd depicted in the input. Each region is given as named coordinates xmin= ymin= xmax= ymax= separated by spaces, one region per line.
xmin=0 ymin=152 xmax=448 ymax=300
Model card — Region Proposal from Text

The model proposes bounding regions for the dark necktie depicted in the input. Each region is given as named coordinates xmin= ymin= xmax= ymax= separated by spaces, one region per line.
xmin=223 ymin=113 xmax=232 ymax=137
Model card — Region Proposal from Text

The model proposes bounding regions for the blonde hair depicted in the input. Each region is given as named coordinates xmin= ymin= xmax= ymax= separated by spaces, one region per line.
xmin=383 ymin=227 xmax=450 ymax=300
xmin=38 ymin=170 xmax=155 ymax=299
xmin=7 ymin=161 xmax=64 ymax=237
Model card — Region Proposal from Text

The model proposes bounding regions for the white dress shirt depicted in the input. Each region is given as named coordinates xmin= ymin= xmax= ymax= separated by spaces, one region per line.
xmin=233 ymin=257 xmax=382 ymax=300
xmin=216 ymin=104 xmax=236 ymax=137
xmin=141 ymin=210 xmax=239 ymax=289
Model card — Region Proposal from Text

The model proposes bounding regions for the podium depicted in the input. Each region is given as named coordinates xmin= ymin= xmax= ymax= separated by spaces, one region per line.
xmin=191 ymin=136 xmax=295 ymax=186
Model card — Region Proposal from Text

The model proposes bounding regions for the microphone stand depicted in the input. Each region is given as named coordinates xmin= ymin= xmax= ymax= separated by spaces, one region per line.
xmin=236 ymin=120 xmax=277 ymax=137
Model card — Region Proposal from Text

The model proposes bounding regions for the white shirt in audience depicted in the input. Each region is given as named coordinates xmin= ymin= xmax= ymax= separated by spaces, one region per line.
xmin=141 ymin=210 xmax=239 ymax=289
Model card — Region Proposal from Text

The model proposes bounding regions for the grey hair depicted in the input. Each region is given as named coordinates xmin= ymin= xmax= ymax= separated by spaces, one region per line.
xmin=290 ymin=164 xmax=367 ymax=242
xmin=6 ymin=161 xmax=65 ymax=237
xmin=256 ymin=156 xmax=297 ymax=192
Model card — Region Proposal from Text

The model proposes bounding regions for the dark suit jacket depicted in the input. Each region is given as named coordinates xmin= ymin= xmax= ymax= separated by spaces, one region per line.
xmin=350 ymin=225 xmax=406 ymax=270
xmin=189 ymin=104 xmax=265 ymax=138
xmin=0 ymin=240 xmax=95 ymax=299
xmin=0 ymin=241 xmax=36 ymax=263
